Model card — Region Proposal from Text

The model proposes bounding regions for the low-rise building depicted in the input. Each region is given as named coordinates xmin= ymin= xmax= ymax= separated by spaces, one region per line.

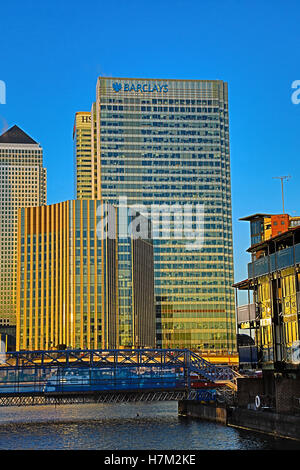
xmin=234 ymin=213 xmax=300 ymax=413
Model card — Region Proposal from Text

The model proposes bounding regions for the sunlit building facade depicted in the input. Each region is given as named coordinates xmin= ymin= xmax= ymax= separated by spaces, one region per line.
xmin=73 ymin=112 xmax=93 ymax=199
xmin=235 ymin=213 xmax=300 ymax=369
xmin=234 ymin=215 xmax=300 ymax=414
xmin=16 ymin=199 xmax=155 ymax=351
xmin=74 ymin=77 xmax=236 ymax=353
xmin=0 ymin=125 xmax=46 ymax=327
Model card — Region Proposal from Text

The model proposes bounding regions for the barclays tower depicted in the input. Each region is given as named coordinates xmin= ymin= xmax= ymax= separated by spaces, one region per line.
xmin=74 ymin=77 xmax=236 ymax=355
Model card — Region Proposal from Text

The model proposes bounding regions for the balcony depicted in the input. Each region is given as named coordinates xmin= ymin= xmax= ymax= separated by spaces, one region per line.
xmin=248 ymin=243 xmax=300 ymax=279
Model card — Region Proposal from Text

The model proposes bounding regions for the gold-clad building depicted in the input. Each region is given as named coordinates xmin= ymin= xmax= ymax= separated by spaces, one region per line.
xmin=0 ymin=125 xmax=46 ymax=327
xmin=235 ymin=213 xmax=300 ymax=369
xmin=73 ymin=112 xmax=93 ymax=199
xmin=16 ymin=199 xmax=155 ymax=351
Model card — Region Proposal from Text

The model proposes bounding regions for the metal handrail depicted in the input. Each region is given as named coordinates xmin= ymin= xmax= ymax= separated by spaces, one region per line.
xmin=0 ymin=348 xmax=237 ymax=397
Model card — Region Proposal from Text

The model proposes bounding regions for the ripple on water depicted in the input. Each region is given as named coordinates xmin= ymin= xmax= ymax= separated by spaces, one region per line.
xmin=0 ymin=402 xmax=299 ymax=450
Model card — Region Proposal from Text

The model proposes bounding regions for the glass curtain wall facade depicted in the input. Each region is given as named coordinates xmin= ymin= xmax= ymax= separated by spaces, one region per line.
xmin=0 ymin=126 xmax=46 ymax=327
xmin=16 ymin=199 xmax=155 ymax=351
xmin=74 ymin=77 xmax=235 ymax=353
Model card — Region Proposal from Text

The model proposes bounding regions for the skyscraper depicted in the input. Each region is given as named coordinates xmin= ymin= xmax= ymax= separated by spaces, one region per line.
xmin=73 ymin=112 xmax=92 ymax=199
xmin=0 ymin=125 xmax=46 ymax=327
xmin=74 ymin=77 xmax=236 ymax=353
xmin=17 ymin=200 xmax=155 ymax=350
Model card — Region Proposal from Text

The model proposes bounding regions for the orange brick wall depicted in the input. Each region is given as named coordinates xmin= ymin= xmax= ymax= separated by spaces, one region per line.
xmin=271 ymin=214 xmax=289 ymax=237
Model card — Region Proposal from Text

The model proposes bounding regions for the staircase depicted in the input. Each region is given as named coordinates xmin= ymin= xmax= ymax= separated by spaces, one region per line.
xmin=188 ymin=351 xmax=238 ymax=391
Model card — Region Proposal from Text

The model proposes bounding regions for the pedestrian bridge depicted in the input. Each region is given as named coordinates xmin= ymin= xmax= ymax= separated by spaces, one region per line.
xmin=0 ymin=348 xmax=237 ymax=406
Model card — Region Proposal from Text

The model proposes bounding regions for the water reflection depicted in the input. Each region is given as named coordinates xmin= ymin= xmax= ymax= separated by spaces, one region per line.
xmin=0 ymin=402 xmax=298 ymax=450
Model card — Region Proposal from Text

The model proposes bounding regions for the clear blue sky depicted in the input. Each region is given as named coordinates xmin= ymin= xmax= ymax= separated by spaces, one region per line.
xmin=1 ymin=0 xmax=300 ymax=290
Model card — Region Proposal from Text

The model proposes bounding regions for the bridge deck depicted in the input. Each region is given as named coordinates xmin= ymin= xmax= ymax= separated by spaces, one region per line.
xmin=0 ymin=348 xmax=237 ymax=404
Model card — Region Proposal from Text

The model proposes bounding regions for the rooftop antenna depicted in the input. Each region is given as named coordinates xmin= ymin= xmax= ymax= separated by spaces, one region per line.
xmin=272 ymin=175 xmax=291 ymax=214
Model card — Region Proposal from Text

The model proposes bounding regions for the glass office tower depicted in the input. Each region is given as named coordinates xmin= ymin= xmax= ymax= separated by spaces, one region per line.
xmin=16 ymin=199 xmax=155 ymax=351
xmin=74 ymin=77 xmax=235 ymax=353
xmin=0 ymin=125 xmax=46 ymax=327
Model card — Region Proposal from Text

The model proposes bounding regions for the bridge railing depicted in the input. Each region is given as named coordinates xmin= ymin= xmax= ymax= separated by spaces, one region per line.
xmin=0 ymin=348 xmax=190 ymax=369
xmin=0 ymin=349 xmax=191 ymax=395
xmin=0 ymin=365 xmax=188 ymax=395
xmin=0 ymin=348 xmax=236 ymax=396
xmin=0 ymin=368 xmax=188 ymax=395
xmin=187 ymin=351 xmax=236 ymax=381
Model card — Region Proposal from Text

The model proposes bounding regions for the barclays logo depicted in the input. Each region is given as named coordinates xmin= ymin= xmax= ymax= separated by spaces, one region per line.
xmin=112 ymin=82 xmax=122 ymax=93
xmin=112 ymin=82 xmax=168 ymax=93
